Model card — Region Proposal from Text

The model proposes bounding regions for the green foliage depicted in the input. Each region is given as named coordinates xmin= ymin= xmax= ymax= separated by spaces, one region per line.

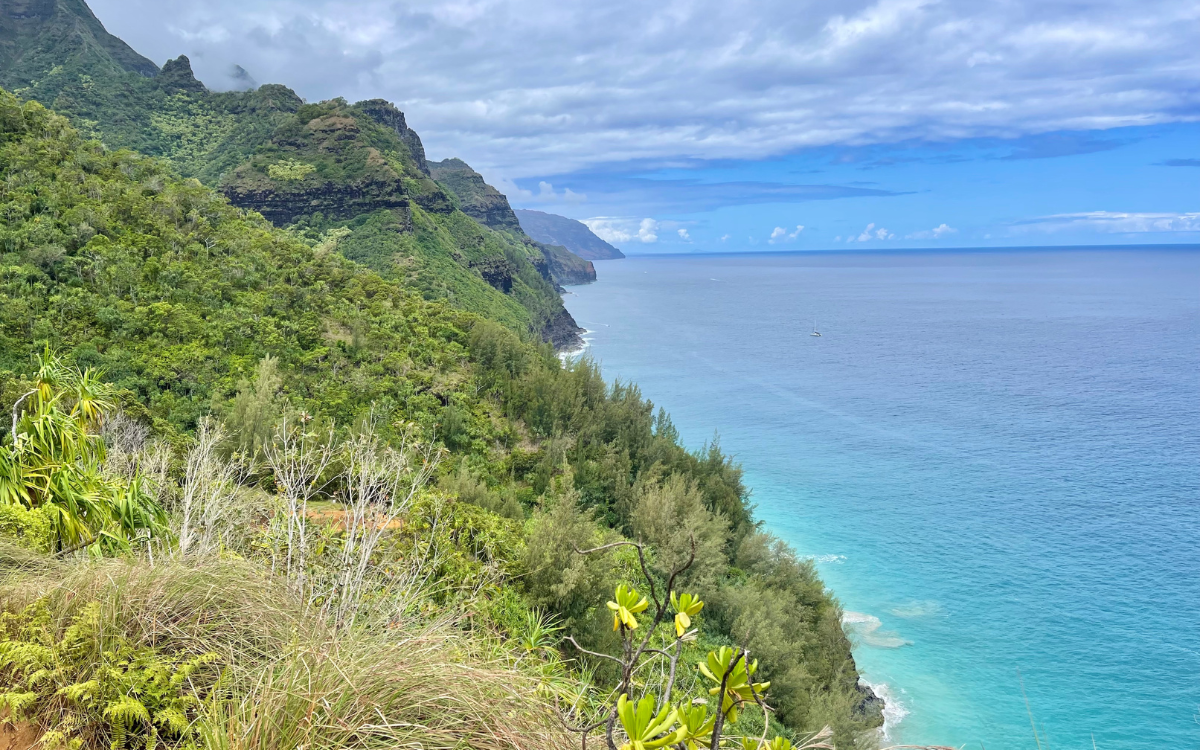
xmin=699 ymin=646 xmax=771 ymax=723
xmin=0 ymin=599 xmax=219 ymax=750
xmin=671 ymin=591 xmax=704 ymax=637
xmin=675 ymin=702 xmax=716 ymax=750
xmin=0 ymin=85 xmax=878 ymax=742
xmin=608 ymin=584 xmax=649 ymax=631
xmin=266 ymin=159 xmax=314 ymax=182
xmin=0 ymin=351 xmax=166 ymax=550
xmin=521 ymin=492 xmax=617 ymax=632
xmin=615 ymin=694 xmax=681 ymax=750
xmin=0 ymin=502 xmax=54 ymax=552
xmin=222 ymin=355 xmax=288 ymax=456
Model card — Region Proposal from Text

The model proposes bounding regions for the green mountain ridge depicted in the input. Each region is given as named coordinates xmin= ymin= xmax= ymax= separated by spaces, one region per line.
xmin=515 ymin=208 xmax=626 ymax=260
xmin=0 ymin=0 xmax=590 ymax=346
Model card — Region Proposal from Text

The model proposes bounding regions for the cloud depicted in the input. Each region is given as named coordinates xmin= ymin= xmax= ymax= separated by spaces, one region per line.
xmin=768 ymin=224 xmax=805 ymax=243
xmin=1016 ymin=211 xmax=1200 ymax=233
xmin=580 ymin=217 xmax=659 ymax=244
xmin=719 ymin=234 xmax=731 ymax=242
xmin=849 ymin=219 xmax=897 ymax=240
xmin=87 ymin=0 xmax=1200 ymax=178
xmin=509 ymin=174 xmax=899 ymax=214
xmin=907 ymin=223 xmax=957 ymax=239
xmin=848 ymin=222 xmax=894 ymax=241
xmin=1158 ymin=158 xmax=1200 ymax=167
xmin=999 ymin=133 xmax=1126 ymax=160
xmin=677 ymin=228 xmax=691 ymax=241
xmin=499 ymin=180 xmax=588 ymax=203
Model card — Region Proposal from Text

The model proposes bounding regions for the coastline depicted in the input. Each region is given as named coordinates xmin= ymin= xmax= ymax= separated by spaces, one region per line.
xmin=559 ymin=323 xmax=899 ymax=737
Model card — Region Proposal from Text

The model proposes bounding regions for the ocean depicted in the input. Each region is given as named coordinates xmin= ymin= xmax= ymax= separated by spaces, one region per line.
xmin=561 ymin=247 xmax=1200 ymax=749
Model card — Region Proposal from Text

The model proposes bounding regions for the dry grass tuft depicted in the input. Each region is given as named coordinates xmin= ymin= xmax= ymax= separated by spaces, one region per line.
xmin=0 ymin=546 xmax=574 ymax=750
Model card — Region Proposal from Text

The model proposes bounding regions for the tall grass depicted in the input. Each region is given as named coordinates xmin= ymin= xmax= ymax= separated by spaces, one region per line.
xmin=0 ymin=544 xmax=575 ymax=750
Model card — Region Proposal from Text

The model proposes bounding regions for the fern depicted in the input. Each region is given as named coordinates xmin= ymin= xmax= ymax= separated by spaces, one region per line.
xmin=0 ymin=597 xmax=220 ymax=749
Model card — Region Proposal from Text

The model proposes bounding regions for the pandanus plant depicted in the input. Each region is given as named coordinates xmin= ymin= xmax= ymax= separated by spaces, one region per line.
xmin=0 ymin=351 xmax=166 ymax=551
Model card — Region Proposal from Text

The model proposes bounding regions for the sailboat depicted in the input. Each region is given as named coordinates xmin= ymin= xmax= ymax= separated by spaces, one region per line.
xmin=811 ymin=320 xmax=821 ymax=337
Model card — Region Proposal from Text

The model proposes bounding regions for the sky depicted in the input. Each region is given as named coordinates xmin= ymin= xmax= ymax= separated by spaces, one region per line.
xmin=89 ymin=0 xmax=1200 ymax=253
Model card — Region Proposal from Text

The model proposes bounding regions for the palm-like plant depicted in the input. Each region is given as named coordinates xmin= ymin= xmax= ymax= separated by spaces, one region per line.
xmin=0 ymin=351 xmax=166 ymax=551
xmin=670 ymin=591 xmax=704 ymax=637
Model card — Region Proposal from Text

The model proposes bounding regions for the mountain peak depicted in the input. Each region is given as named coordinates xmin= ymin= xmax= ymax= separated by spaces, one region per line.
xmin=159 ymin=55 xmax=206 ymax=93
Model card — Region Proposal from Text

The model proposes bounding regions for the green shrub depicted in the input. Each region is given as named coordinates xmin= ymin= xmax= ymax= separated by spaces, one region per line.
xmin=266 ymin=159 xmax=315 ymax=181
xmin=0 ymin=503 xmax=53 ymax=552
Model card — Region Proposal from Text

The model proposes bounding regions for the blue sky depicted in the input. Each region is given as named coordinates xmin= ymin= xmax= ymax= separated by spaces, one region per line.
xmin=91 ymin=0 xmax=1200 ymax=252
xmin=524 ymin=122 xmax=1200 ymax=251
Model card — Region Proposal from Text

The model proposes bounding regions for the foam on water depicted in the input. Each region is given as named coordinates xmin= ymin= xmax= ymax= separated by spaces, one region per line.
xmin=842 ymin=611 xmax=912 ymax=649
xmin=861 ymin=679 xmax=910 ymax=740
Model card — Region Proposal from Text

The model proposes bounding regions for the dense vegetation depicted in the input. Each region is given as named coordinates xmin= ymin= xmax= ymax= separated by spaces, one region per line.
xmin=0 ymin=89 xmax=883 ymax=747
xmin=2 ymin=4 xmax=591 ymax=346
xmin=0 ymin=2 xmax=893 ymax=745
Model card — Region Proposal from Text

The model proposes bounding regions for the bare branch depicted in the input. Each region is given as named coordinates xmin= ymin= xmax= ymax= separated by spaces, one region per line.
xmin=10 ymin=389 xmax=36 ymax=438
xmin=747 ymin=665 xmax=773 ymax=748
xmin=628 ymin=537 xmax=696 ymax=676
xmin=565 ymin=636 xmax=626 ymax=666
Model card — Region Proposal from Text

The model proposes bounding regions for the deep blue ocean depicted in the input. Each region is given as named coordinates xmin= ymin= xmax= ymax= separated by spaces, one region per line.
xmin=561 ymin=248 xmax=1200 ymax=749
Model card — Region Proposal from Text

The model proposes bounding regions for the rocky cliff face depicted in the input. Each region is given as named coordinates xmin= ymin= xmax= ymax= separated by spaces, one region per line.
xmin=224 ymin=176 xmax=412 ymax=226
xmin=542 ymin=307 xmax=586 ymax=350
xmin=428 ymin=158 xmax=596 ymax=287
xmin=157 ymin=55 xmax=206 ymax=94
xmin=538 ymin=243 xmax=596 ymax=286
xmin=220 ymin=111 xmax=415 ymax=224
xmin=514 ymin=209 xmax=625 ymax=260
xmin=356 ymin=98 xmax=431 ymax=176
xmin=428 ymin=158 xmax=525 ymax=234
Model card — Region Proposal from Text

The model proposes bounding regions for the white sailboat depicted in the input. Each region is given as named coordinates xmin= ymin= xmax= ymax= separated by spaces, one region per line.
xmin=811 ymin=320 xmax=821 ymax=337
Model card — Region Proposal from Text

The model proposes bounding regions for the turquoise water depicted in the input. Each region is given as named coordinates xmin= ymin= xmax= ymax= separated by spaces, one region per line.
xmin=561 ymin=248 xmax=1200 ymax=749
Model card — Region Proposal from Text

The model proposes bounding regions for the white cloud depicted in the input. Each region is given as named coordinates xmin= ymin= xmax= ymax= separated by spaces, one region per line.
xmin=1019 ymin=211 xmax=1200 ymax=233
xmin=677 ymin=228 xmax=691 ymax=241
xmin=768 ymin=224 xmax=806 ymax=243
xmin=89 ymin=0 xmax=1200 ymax=178
xmin=638 ymin=218 xmax=659 ymax=243
xmin=719 ymin=234 xmax=731 ymax=242
xmin=580 ymin=216 xmax=660 ymax=244
xmin=907 ymin=223 xmax=958 ymax=239
xmin=849 ymin=222 xmax=895 ymax=241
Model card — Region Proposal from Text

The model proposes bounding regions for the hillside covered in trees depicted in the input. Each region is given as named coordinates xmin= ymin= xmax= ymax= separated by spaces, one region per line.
xmin=1 ymin=0 xmax=594 ymax=347
xmin=0 ymin=2 xmax=887 ymax=749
